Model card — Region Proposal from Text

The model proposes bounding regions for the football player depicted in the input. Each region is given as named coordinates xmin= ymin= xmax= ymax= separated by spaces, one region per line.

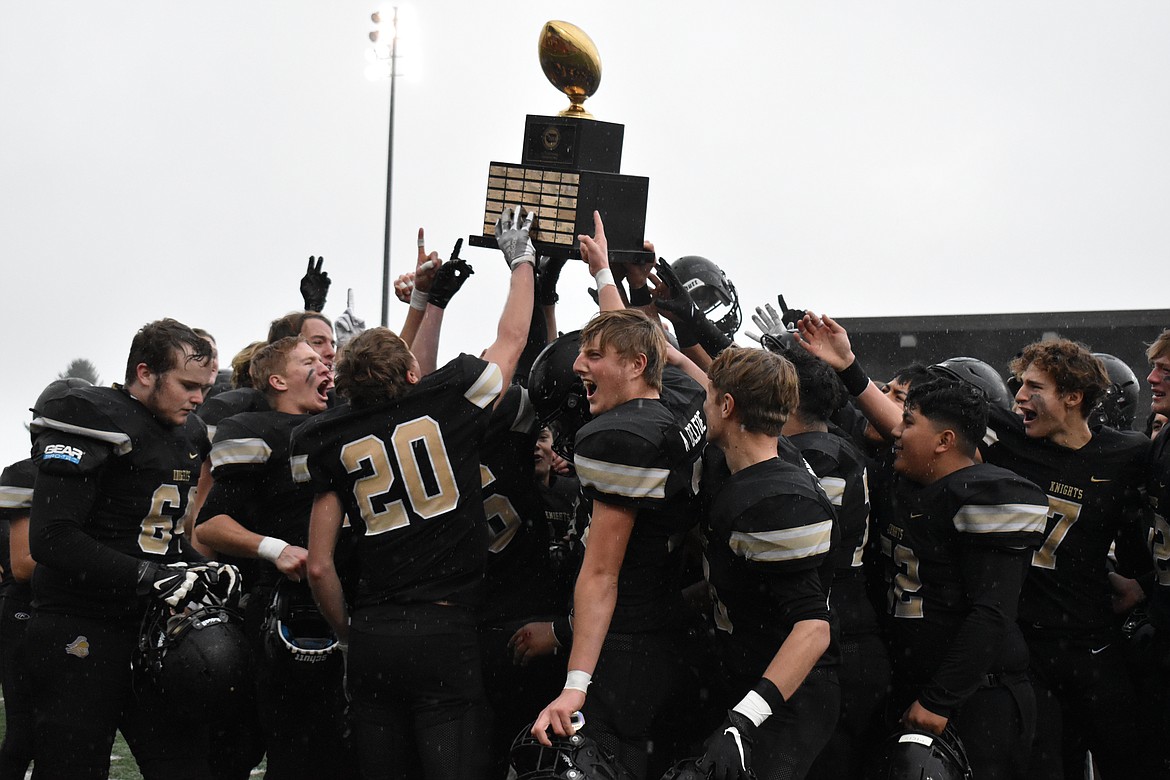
xmin=695 ymin=348 xmax=838 ymax=780
xmin=779 ymin=349 xmax=888 ymax=780
xmin=795 ymin=314 xmax=1154 ymax=778
xmin=882 ymin=378 xmax=1048 ymax=780
xmin=295 ymin=210 xmax=535 ymax=780
xmin=194 ymin=336 xmax=346 ymax=779
xmin=26 ymin=318 xmax=237 ymax=779
xmin=531 ymin=308 xmax=706 ymax=779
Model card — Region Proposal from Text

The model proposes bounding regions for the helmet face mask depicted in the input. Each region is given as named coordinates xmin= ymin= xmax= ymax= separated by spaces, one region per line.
xmin=510 ymin=723 xmax=628 ymax=780
xmin=263 ymin=579 xmax=342 ymax=673
xmin=671 ymin=256 xmax=742 ymax=339
xmin=529 ymin=332 xmax=591 ymax=461
xmin=1090 ymin=353 xmax=1140 ymax=430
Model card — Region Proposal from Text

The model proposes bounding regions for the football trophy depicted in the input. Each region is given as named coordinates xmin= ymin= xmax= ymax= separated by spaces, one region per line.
xmin=470 ymin=21 xmax=652 ymax=262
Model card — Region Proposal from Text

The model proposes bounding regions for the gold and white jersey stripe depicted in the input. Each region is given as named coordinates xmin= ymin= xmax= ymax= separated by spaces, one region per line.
xmin=464 ymin=363 xmax=504 ymax=410
xmin=210 ymin=437 xmax=272 ymax=468
xmin=729 ymin=519 xmax=833 ymax=563
xmin=575 ymin=453 xmax=670 ymax=501
xmin=953 ymin=502 xmax=1048 ymax=535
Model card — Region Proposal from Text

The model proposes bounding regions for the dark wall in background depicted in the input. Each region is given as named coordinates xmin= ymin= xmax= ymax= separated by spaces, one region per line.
xmin=839 ymin=310 xmax=1169 ymax=431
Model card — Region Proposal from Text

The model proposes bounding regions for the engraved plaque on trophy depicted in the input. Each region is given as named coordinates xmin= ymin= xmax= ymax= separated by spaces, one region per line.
xmin=469 ymin=21 xmax=652 ymax=263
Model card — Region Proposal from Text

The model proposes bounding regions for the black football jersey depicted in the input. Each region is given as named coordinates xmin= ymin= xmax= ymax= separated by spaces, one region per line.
xmin=479 ymin=385 xmax=573 ymax=624
xmin=29 ymin=386 xmax=209 ymax=619
xmin=880 ymin=463 xmax=1047 ymax=712
xmin=0 ymin=458 xmax=36 ymax=599
xmin=291 ymin=354 xmax=502 ymax=610
xmin=195 ymin=386 xmax=269 ymax=445
xmin=197 ymin=409 xmax=316 ymax=589
xmin=702 ymin=456 xmax=837 ymax=683
xmin=983 ymin=406 xmax=1150 ymax=638
xmin=571 ymin=367 xmax=706 ymax=634
xmin=1147 ymin=432 xmax=1170 ymax=630
xmin=789 ymin=430 xmax=877 ymax=636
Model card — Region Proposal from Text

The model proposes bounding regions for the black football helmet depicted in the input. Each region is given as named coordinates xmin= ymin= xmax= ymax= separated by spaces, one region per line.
xmin=929 ymin=357 xmax=1013 ymax=411
xmin=872 ymin=727 xmax=972 ymax=780
xmin=671 ymin=256 xmax=741 ymax=338
xmin=134 ymin=602 xmax=251 ymax=718
xmin=510 ymin=723 xmax=630 ymax=780
xmin=31 ymin=377 xmax=93 ymax=417
xmin=262 ymin=578 xmax=342 ymax=675
xmin=528 ymin=331 xmax=589 ymax=461
xmin=1090 ymin=353 xmax=1140 ymax=430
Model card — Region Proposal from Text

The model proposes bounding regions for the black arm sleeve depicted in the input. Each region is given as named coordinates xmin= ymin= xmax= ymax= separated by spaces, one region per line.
xmin=918 ymin=544 xmax=1029 ymax=717
xmin=29 ymin=471 xmax=143 ymax=587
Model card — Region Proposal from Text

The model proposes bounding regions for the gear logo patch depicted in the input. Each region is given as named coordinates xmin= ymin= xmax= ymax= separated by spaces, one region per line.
xmin=43 ymin=444 xmax=84 ymax=465
xmin=65 ymin=636 xmax=90 ymax=659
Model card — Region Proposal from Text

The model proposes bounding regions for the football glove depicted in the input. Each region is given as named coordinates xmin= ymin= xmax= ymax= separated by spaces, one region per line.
xmin=137 ymin=562 xmax=208 ymax=610
xmin=745 ymin=299 xmax=799 ymax=354
xmin=536 ymin=254 xmax=569 ymax=306
xmin=429 ymin=239 xmax=475 ymax=309
xmin=300 ymin=256 xmax=331 ymax=312
xmin=655 ymin=259 xmax=732 ymax=356
xmin=334 ymin=289 xmax=367 ymax=351
xmin=699 ymin=710 xmax=757 ymax=780
xmin=198 ymin=561 xmax=242 ymax=609
xmin=494 ymin=206 xmax=536 ymax=270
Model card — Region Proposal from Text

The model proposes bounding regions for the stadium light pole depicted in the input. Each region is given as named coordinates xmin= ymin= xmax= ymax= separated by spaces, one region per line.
xmin=369 ymin=7 xmax=401 ymax=327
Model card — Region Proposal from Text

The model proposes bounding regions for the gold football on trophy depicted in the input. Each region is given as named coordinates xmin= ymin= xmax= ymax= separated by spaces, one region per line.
xmin=538 ymin=21 xmax=602 ymax=119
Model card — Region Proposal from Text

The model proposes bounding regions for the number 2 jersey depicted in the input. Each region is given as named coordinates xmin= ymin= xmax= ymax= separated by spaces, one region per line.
xmin=290 ymin=354 xmax=503 ymax=611
xmin=880 ymin=463 xmax=1047 ymax=715
xmin=983 ymin=406 xmax=1150 ymax=640
xmin=28 ymin=386 xmax=209 ymax=620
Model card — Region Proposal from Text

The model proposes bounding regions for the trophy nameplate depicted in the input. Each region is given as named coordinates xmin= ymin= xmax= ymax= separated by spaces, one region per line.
xmin=469 ymin=21 xmax=652 ymax=263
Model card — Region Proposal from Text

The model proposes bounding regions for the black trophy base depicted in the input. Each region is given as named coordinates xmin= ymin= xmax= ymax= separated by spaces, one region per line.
xmin=521 ymin=115 xmax=624 ymax=174
xmin=472 ymin=161 xmax=651 ymax=264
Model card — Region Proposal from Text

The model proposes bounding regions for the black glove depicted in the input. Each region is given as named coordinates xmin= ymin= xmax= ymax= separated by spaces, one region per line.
xmin=698 ymin=710 xmax=757 ymax=780
xmin=655 ymin=259 xmax=733 ymax=357
xmin=300 ymin=256 xmax=331 ymax=311
xmin=428 ymin=239 xmax=475 ymax=309
xmin=200 ymin=561 xmax=242 ymax=609
xmin=536 ymin=254 xmax=569 ymax=306
xmin=137 ymin=561 xmax=208 ymax=610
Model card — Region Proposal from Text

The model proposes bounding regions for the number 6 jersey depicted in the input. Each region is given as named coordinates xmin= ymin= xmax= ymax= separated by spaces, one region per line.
xmin=291 ymin=354 xmax=503 ymax=611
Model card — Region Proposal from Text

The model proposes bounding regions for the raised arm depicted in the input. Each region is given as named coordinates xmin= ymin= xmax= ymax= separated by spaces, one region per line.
xmin=796 ymin=312 xmax=902 ymax=439
xmin=481 ymin=206 xmax=536 ymax=390
xmin=578 ymin=211 xmax=624 ymax=313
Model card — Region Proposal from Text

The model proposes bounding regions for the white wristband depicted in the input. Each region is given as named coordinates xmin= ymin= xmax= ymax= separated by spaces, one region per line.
xmin=409 ymin=287 xmax=429 ymax=311
xmin=257 ymin=536 xmax=289 ymax=564
xmin=593 ymin=268 xmax=616 ymax=290
xmin=564 ymin=669 xmax=592 ymax=693
xmin=732 ymin=690 xmax=772 ymax=728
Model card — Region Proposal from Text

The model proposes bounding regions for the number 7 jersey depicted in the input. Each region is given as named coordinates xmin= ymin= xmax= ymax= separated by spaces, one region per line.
xmin=290 ymin=354 xmax=503 ymax=610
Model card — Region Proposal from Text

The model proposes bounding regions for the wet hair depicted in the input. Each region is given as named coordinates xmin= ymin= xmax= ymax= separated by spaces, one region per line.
xmin=124 ymin=319 xmax=213 ymax=385
xmin=1148 ymin=329 xmax=1170 ymax=364
xmin=786 ymin=348 xmax=844 ymax=424
xmin=708 ymin=347 xmax=799 ymax=436
xmin=230 ymin=341 xmax=266 ymax=389
xmin=268 ymin=311 xmax=332 ymax=343
xmin=249 ymin=337 xmax=305 ymax=397
xmin=891 ymin=363 xmax=934 ymax=388
xmin=1010 ymin=339 xmax=1109 ymax=416
xmin=903 ymin=378 xmax=988 ymax=457
xmin=580 ymin=310 xmax=666 ymax=391
xmin=334 ymin=327 xmax=415 ymax=408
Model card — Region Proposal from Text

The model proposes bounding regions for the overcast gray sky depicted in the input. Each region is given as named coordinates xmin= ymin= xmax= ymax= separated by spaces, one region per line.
xmin=2 ymin=1 xmax=1167 ymax=468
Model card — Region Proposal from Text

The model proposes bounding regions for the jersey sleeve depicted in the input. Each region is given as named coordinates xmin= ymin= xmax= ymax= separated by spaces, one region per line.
xmin=951 ymin=471 xmax=1048 ymax=549
xmin=727 ymin=493 xmax=835 ymax=575
xmin=574 ymin=426 xmax=675 ymax=510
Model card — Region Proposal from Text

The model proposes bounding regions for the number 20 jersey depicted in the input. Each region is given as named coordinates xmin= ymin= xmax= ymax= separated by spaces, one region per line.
xmin=291 ymin=354 xmax=502 ymax=611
